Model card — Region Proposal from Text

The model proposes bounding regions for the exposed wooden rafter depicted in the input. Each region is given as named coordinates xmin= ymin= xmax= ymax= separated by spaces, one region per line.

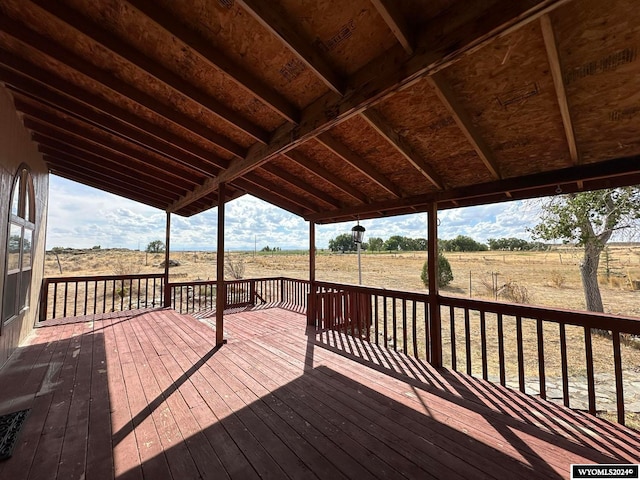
xmin=316 ymin=132 xmax=403 ymax=198
xmin=31 ymin=0 xmax=269 ymax=144
xmin=370 ymin=0 xmax=413 ymax=54
xmin=125 ymin=0 xmax=299 ymax=124
xmin=283 ymin=150 xmax=370 ymax=205
xmin=540 ymin=14 xmax=579 ymax=165
xmin=259 ymin=163 xmax=344 ymax=210
xmin=235 ymin=0 xmax=343 ymax=95
xmin=169 ymin=0 xmax=561 ymax=212
xmin=10 ymin=89 xmax=221 ymax=178
xmin=428 ymin=74 xmax=501 ymax=179
xmin=0 ymin=15 xmax=246 ymax=158
xmin=0 ymin=58 xmax=228 ymax=174
xmin=360 ymin=110 xmax=445 ymax=190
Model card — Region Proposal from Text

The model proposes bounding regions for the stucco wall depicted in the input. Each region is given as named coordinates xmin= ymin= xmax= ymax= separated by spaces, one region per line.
xmin=0 ymin=85 xmax=48 ymax=368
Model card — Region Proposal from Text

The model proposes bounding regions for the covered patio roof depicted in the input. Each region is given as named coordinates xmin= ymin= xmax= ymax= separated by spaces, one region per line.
xmin=1 ymin=0 xmax=639 ymax=222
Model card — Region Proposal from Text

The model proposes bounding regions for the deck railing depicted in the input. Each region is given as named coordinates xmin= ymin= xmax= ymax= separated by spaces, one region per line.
xmin=168 ymin=277 xmax=310 ymax=315
xmin=40 ymin=273 xmax=165 ymax=320
xmin=308 ymin=280 xmax=640 ymax=426
xmin=40 ymin=274 xmax=640 ymax=425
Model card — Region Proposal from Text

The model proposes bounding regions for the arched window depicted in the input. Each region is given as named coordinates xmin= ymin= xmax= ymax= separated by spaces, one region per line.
xmin=3 ymin=167 xmax=35 ymax=324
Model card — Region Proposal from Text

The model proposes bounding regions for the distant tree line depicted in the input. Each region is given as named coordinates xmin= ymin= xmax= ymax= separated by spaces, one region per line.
xmin=327 ymin=233 xmax=548 ymax=253
xmin=487 ymin=237 xmax=548 ymax=251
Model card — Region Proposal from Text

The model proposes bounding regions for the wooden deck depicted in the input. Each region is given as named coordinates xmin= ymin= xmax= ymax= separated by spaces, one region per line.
xmin=0 ymin=308 xmax=638 ymax=479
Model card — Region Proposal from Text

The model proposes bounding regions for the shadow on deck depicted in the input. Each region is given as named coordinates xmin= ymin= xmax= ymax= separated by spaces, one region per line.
xmin=0 ymin=307 xmax=638 ymax=479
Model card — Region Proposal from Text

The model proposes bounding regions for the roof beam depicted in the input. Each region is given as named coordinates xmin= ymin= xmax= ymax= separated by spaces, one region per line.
xmin=41 ymin=152 xmax=178 ymax=203
xmin=0 ymin=16 xmax=246 ymax=158
xmin=240 ymin=173 xmax=318 ymax=213
xmin=428 ymin=74 xmax=501 ymax=179
xmin=307 ymin=155 xmax=640 ymax=222
xmin=29 ymin=128 xmax=193 ymax=193
xmin=0 ymin=57 xmax=228 ymax=174
xmin=19 ymin=107 xmax=202 ymax=188
xmin=125 ymin=0 xmax=299 ymax=124
xmin=31 ymin=0 xmax=269 ymax=144
xmin=540 ymin=14 xmax=579 ymax=165
xmin=360 ymin=110 xmax=445 ymax=189
xmin=232 ymin=178 xmax=309 ymax=218
xmin=283 ymin=150 xmax=370 ymax=205
xmin=235 ymin=0 xmax=343 ymax=95
xmin=259 ymin=164 xmax=344 ymax=210
xmin=169 ymin=0 xmax=566 ymax=211
xmin=315 ymin=132 xmax=403 ymax=198
xmin=370 ymin=0 xmax=413 ymax=54
xmin=8 ymin=90 xmax=219 ymax=183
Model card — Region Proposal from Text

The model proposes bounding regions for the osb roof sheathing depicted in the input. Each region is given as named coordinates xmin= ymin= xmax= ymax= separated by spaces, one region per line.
xmin=0 ymin=0 xmax=638 ymax=222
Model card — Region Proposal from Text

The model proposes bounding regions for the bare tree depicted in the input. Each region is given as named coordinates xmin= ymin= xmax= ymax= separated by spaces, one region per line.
xmin=529 ymin=187 xmax=640 ymax=312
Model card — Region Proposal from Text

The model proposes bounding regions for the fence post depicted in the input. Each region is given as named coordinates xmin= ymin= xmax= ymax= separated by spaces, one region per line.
xmin=39 ymin=278 xmax=50 ymax=321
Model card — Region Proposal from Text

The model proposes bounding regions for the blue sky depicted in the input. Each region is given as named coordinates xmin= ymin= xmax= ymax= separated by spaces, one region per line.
xmin=46 ymin=175 xmax=541 ymax=251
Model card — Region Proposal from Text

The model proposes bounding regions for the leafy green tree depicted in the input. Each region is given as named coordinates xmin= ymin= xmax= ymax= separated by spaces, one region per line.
xmin=421 ymin=251 xmax=453 ymax=288
xmin=529 ymin=187 xmax=640 ymax=312
xmin=367 ymin=237 xmax=384 ymax=252
xmin=441 ymin=235 xmax=487 ymax=252
xmin=384 ymin=235 xmax=408 ymax=251
xmin=145 ymin=240 xmax=165 ymax=253
xmin=328 ymin=233 xmax=357 ymax=252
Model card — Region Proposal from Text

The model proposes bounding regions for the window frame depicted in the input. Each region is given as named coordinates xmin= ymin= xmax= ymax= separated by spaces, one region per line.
xmin=3 ymin=166 xmax=35 ymax=327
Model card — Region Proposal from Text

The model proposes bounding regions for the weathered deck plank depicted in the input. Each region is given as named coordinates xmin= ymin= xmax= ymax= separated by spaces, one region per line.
xmin=0 ymin=307 xmax=638 ymax=480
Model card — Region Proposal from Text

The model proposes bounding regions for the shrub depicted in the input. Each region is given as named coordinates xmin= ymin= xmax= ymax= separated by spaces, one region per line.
xmin=500 ymin=280 xmax=530 ymax=304
xmin=550 ymin=271 xmax=565 ymax=288
xmin=421 ymin=251 xmax=453 ymax=288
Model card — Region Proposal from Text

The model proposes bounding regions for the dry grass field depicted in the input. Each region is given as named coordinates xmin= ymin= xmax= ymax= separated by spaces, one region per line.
xmin=44 ymin=245 xmax=640 ymax=317
xmin=44 ymin=245 xmax=640 ymax=427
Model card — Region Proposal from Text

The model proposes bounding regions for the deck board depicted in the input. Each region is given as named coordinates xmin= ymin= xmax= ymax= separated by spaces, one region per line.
xmin=0 ymin=307 xmax=638 ymax=479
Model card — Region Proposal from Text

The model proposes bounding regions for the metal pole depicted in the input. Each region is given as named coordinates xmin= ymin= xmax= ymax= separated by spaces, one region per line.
xmin=357 ymin=241 xmax=362 ymax=285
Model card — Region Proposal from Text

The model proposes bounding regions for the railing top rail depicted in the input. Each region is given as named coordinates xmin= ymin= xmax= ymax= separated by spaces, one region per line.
xmin=312 ymin=279 xmax=430 ymax=302
xmin=168 ymin=277 xmax=307 ymax=288
xmin=44 ymin=273 xmax=165 ymax=283
xmin=440 ymin=295 xmax=640 ymax=334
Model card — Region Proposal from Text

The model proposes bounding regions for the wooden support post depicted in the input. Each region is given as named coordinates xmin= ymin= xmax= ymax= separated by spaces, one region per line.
xmin=308 ymin=221 xmax=316 ymax=326
xmin=427 ymin=203 xmax=442 ymax=367
xmin=215 ymin=183 xmax=226 ymax=346
xmin=163 ymin=211 xmax=171 ymax=307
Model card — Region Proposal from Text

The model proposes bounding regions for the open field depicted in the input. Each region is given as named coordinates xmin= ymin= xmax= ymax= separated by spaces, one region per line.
xmin=44 ymin=245 xmax=640 ymax=318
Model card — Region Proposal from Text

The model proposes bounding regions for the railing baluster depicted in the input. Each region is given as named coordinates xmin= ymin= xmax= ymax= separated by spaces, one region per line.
xmin=73 ymin=281 xmax=78 ymax=316
xmin=536 ymin=318 xmax=546 ymax=400
xmin=464 ymin=307 xmax=471 ymax=375
xmin=516 ymin=315 xmax=525 ymax=393
xmin=52 ymin=282 xmax=58 ymax=319
xmin=497 ymin=313 xmax=505 ymax=387
xmin=93 ymin=280 xmax=98 ymax=315
xmin=383 ymin=296 xmax=388 ymax=349
xmin=424 ymin=301 xmax=429 ymax=361
xmin=63 ymin=282 xmax=68 ymax=317
xmin=83 ymin=280 xmax=88 ymax=316
xmin=612 ymin=331 xmax=625 ymax=425
xmin=559 ymin=323 xmax=570 ymax=407
xmin=480 ymin=310 xmax=487 ymax=380
xmin=412 ymin=300 xmax=418 ymax=358
xmin=402 ymin=298 xmax=407 ymax=355
xmin=450 ymin=305 xmax=456 ymax=371
xmin=584 ymin=326 xmax=596 ymax=415
xmin=392 ymin=297 xmax=397 ymax=351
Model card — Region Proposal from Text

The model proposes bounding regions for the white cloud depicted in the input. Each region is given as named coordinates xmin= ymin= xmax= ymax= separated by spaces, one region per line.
xmin=46 ymin=175 xmax=545 ymax=251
